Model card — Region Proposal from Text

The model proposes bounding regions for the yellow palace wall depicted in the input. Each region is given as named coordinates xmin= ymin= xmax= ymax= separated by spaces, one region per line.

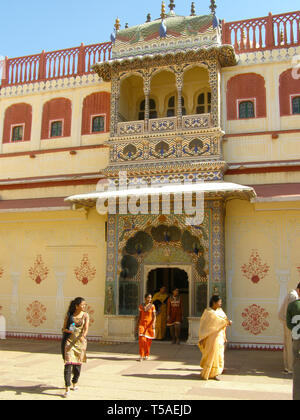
xmin=0 ymin=77 xmax=110 ymax=338
xmin=0 ymin=208 xmax=107 ymax=338
xmin=0 ymin=48 xmax=299 ymax=345
xmin=225 ymin=199 xmax=300 ymax=346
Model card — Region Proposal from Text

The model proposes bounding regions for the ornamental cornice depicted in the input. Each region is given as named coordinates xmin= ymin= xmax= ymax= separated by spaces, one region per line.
xmin=107 ymin=127 xmax=225 ymax=144
xmin=235 ymin=45 xmax=300 ymax=67
xmin=93 ymin=46 xmax=237 ymax=82
xmin=0 ymin=73 xmax=103 ymax=98
xmin=103 ymin=159 xmax=228 ymax=178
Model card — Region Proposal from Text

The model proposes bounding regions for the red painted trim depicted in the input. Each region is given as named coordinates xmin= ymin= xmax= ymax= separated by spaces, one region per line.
xmin=226 ymin=165 xmax=300 ymax=175
xmin=0 ymin=171 xmax=104 ymax=183
xmin=0 ymin=143 xmax=108 ymax=159
xmin=0 ymin=177 xmax=102 ymax=191
xmin=0 ymin=197 xmax=69 ymax=209
xmin=223 ymin=129 xmax=300 ymax=139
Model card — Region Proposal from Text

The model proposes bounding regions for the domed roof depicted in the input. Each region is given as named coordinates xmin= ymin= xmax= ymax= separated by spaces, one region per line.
xmin=116 ymin=14 xmax=217 ymax=45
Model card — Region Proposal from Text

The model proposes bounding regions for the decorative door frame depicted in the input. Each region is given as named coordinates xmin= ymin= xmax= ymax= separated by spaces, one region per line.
xmin=143 ymin=264 xmax=192 ymax=317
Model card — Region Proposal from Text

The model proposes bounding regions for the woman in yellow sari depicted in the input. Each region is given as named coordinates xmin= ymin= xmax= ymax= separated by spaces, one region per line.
xmin=152 ymin=286 xmax=169 ymax=340
xmin=198 ymin=295 xmax=232 ymax=381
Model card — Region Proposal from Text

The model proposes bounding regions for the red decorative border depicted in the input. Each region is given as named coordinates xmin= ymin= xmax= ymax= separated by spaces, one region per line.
xmin=228 ymin=343 xmax=283 ymax=351
xmin=6 ymin=332 xmax=101 ymax=342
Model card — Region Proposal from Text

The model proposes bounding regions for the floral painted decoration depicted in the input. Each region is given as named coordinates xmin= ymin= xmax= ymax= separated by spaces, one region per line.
xmin=29 ymin=255 xmax=49 ymax=285
xmin=26 ymin=301 xmax=47 ymax=327
xmin=242 ymin=304 xmax=269 ymax=335
xmin=74 ymin=254 xmax=96 ymax=285
xmin=241 ymin=250 xmax=270 ymax=284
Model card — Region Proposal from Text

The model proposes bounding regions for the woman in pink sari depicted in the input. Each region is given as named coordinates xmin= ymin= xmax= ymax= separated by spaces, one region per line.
xmin=198 ymin=295 xmax=232 ymax=381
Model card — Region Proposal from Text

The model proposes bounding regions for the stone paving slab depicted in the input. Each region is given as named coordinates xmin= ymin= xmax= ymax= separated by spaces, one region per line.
xmin=0 ymin=339 xmax=293 ymax=400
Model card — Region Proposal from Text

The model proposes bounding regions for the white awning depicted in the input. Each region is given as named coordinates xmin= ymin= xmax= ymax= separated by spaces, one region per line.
xmin=65 ymin=181 xmax=256 ymax=208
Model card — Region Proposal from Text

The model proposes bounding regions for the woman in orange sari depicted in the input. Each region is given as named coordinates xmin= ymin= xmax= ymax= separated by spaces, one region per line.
xmin=198 ymin=295 xmax=232 ymax=381
xmin=137 ymin=293 xmax=156 ymax=361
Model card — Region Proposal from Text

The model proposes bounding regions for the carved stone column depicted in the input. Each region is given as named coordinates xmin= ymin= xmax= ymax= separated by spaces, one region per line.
xmin=110 ymin=74 xmax=121 ymax=137
xmin=208 ymin=60 xmax=221 ymax=128
xmin=174 ymin=66 xmax=184 ymax=130
xmin=143 ymin=71 xmax=151 ymax=132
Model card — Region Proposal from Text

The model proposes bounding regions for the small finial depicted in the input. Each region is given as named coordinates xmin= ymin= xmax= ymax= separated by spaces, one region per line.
xmin=161 ymin=1 xmax=166 ymax=19
xmin=168 ymin=0 xmax=175 ymax=12
xmin=114 ymin=17 xmax=121 ymax=32
xmin=190 ymin=2 xmax=196 ymax=16
xmin=209 ymin=0 xmax=217 ymax=15
xmin=146 ymin=13 xmax=151 ymax=23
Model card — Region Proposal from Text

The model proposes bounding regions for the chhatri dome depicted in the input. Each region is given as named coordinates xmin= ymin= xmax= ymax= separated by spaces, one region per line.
xmin=109 ymin=1 xmax=222 ymax=61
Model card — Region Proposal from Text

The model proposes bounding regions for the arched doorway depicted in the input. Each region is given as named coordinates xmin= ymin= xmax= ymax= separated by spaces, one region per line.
xmin=147 ymin=267 xmax=189 ymax=341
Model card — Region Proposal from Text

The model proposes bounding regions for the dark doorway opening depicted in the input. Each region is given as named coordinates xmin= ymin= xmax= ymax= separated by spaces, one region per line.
xmin=147 ymin=267 xmax=189 ymax=341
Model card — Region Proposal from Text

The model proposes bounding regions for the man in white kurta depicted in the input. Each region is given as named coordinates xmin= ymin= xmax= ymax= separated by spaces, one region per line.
xmin=0 ymin=306 xmax=6 ymax=340
xmin=278 ymin=285 xmax=300 ymax=373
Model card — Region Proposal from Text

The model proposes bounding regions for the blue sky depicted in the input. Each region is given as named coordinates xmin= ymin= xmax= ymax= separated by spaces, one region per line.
xmin=1 ymin=0 xmax=299 ymax=58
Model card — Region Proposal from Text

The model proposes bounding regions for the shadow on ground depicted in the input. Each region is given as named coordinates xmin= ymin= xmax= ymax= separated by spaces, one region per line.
xmin=0 ymin=339 xmax=289 ymax=381
xmin=0 ymin=384 xmax=64 ymax=398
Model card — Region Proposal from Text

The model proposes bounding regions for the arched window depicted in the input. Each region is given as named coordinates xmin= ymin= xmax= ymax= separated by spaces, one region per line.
xmin=138 ymin=99 xmax=157 ymax=120
xmin=239 ymin=101 xmax=255 ymax=119
xmin=81 ymin=92 xmax=110 ymax=135
xmin=279 ymin=70 xmax=300 ymax=116
xmin=166 ymin=96 xmax=186 ymax=117
xmin=196 ymin=92 xmax=211 ymax=114
xmin=41 ymin=98 xmax=71 ymax=139
xmin=3 ymin=103 xmax=32 ymax=143
xmin=292 ymin=96 xmax=300 ymax=115
xmin=227 ymin=73 xmax=266 ymax=120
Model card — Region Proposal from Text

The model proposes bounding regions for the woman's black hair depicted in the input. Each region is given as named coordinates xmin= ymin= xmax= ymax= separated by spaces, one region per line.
xmin=209 ymin=295 xmax=221 ymax=308
xmin=144 ymin=293 xmax=152 ymax=299
xmin=67 ymin=297 xmax=85 ymax=316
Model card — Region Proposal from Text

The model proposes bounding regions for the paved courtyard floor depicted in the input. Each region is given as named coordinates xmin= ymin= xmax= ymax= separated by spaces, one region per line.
xmin=0 ymin=338 xmax=293 ymax=400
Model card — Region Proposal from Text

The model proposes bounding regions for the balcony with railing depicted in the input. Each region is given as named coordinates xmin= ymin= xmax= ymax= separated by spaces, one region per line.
xmin=0 ymin=42 xmax=112 ymax=88
xmin=0 ymin=11 xmax=299 ymax=89
xmin=117 ymin=114 xmax=211 ymax=137
xmin=222 ymin=10 xmax=300 ymax=54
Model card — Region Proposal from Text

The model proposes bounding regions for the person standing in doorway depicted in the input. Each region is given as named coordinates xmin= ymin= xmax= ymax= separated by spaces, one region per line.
xmin=0 ymin=306 xmax=6 ymax=340
xmin=286 ymin=294 xmax=300 ymax=400
xmin=137 ymin=293 xmax=156 ymax=361
xmin=167 ymin=288 xmax=183 ymax=345
xmin=152 ymin=286 xmax=169 ymax=340
xmin=279 ymin=283 xmax=300 ymax=374
xmin=61 ymin=297 xmax=89 ymax=398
